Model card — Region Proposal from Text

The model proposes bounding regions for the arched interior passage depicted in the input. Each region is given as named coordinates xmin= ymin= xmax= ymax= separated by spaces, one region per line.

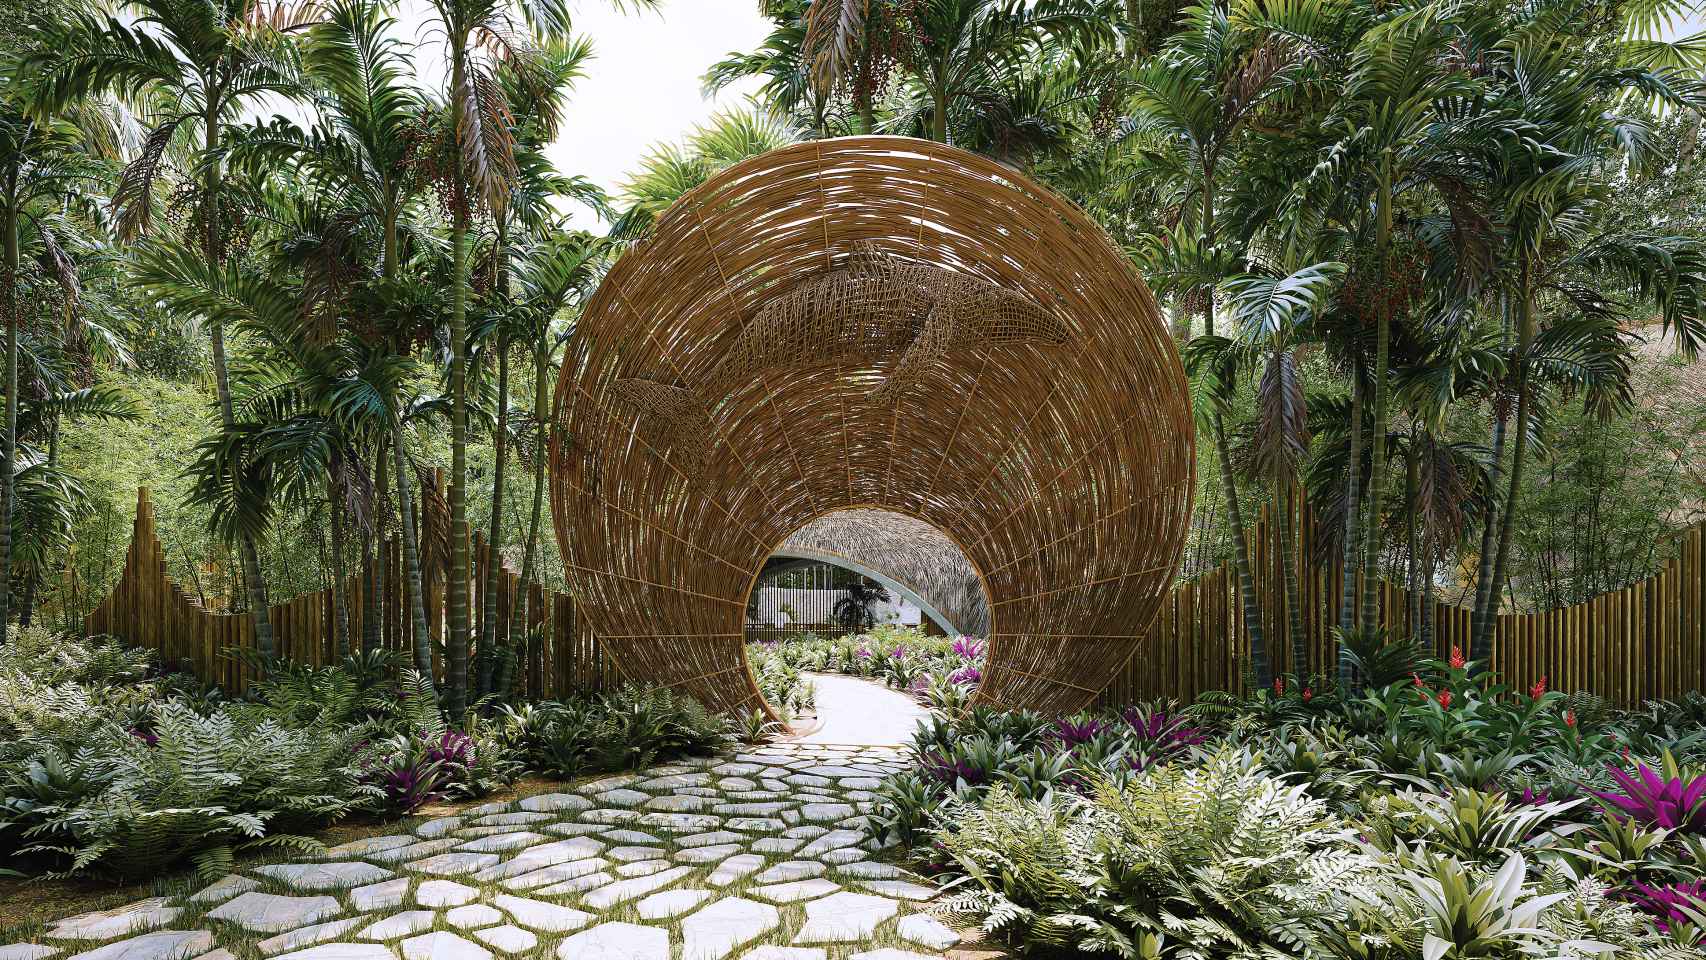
xmin=550 ymin=137 xmax=1194 ymax=718
xmin=766 ymin=508 xmax=990 ymax=638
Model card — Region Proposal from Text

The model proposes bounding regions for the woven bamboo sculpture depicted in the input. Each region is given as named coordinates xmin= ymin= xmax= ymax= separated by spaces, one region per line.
xmin=550 ymin=137 xmax=1194 ymax=717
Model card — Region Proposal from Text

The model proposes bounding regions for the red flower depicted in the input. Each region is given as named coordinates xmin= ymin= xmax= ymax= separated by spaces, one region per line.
xmin=1437 ymin=690 xmax=1453 ymax=709
xmin=1412 ymin=673 xmax=1424 ymax=687
xmin=1565 ymin=710 xmax=1577 ymax=728
xmin=1274 ymin=677 xmax=1286 ymax=696
xmin=1302 ymin=687 xmax=1313 ymax=703
xmin=1450 ymin=646 xmax=1465 ymax=669
xmin=1530 ymin=676 xmax=1548 ymax=699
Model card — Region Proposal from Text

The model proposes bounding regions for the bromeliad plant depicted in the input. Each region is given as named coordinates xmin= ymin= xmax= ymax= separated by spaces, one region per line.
xmin=1590 ymin=750 xmax=1706 ymax=833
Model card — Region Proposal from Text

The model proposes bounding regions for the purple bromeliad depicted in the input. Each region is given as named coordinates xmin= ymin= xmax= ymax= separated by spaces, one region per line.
xmin=1589 ymin=760 xmax=1706 ymax=832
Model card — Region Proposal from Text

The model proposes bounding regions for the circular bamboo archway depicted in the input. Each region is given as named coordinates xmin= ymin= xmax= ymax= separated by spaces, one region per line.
xmin=550 ymin=137 xmax=1193 ymax=717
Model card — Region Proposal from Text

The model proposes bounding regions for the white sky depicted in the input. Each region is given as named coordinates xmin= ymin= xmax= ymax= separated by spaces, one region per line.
xmin=393 ymin=1 xmax=773 ymax=228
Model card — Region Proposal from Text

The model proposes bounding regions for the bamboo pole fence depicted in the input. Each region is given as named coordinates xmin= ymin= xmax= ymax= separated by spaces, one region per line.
xmin=82 ymin=489 xmax=1705 ymax=707
xmin=83 ymin=488 xmax=613 ymax=697
xmin=1101 ymin=500 xmax=1706 ymax=706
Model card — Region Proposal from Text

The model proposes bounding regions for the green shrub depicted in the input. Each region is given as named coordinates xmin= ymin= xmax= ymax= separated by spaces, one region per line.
xmin=498 ymin=684 xmax=729 ymax=778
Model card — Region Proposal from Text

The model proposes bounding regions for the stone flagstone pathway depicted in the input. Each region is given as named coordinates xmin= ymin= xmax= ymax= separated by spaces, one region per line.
xmin=1 ymin=741 xmax=963 ymax=960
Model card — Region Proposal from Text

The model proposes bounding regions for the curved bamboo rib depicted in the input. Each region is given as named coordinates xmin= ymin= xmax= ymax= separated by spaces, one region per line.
xmin=549 ymin=136 xmax=1196 ymax=717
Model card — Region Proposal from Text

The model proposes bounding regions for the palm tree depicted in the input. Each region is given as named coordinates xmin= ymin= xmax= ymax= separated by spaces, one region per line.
xmin=834 ymin=580 xmax=890 ymax=633
xmin=887 ymin=0 xmax=1097 ymax=143
xmin=0 ymin=106 xmax=106 ymax=630
xmin=505 ymin=230 xmax=607 ymax=685
xmin=29 ymin=0 xmax=317 ymax=659
xmin=705 ymin=2 xmax=837 ymax=136
xmin=1220 ymin=261 xmax=1343 ymax=676
xmin=610 ymin=110 xmax=801 ymax=240
xmin=472 ymin=35 xmax=594 ymax=699
xmin=416 ymin=0 xmax=653 ymax=717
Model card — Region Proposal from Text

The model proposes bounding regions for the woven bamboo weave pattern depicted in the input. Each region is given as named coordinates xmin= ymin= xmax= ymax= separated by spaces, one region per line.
xmin=550 ymin=137 xmax=1195 ymax=716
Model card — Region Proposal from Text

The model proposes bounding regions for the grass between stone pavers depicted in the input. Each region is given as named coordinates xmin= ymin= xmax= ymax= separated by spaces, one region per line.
xmin=3 ymin=743 xmax=964 ymax=960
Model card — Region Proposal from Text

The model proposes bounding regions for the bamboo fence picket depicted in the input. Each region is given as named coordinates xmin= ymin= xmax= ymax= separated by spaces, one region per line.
xmin=83 ymin=488 xmax=612 ymax=697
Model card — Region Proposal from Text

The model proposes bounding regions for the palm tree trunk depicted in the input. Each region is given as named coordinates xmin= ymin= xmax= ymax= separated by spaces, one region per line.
xmin=1357 ymin=149 xmax=1394 ymax=632
xmin=932 ymin=85 xmax=948 ymax=142
xmin=392 ymin=413 xmax=435 ymax=690
xmin=446 ymin=55 xmax=471 ymax=718
xmin=1279 ymin=478 xmax=1307 ymax=678
xmin=201 ymin=101 xmax=275 ymax=661
xmin=1403 ymin=432 xmax=1419 ymax=637
xmin=1470 ymin=297 xmax=1513 ymax=662
xmin=478 ymin=333 xmax=509 ymax=698
xmin=1215 ymin=411 xmax=1268 ymax=688
xmin=364 ymin=435 xmax=387 ymax=654
xmin=328 ymin=480 xmax=352 ymax=659
xmin=1336 ymin=371 xmax=1362 ymax=687
xmin=512 ymin=346 xmax=551 ymax=694
xmin=0 ymin=193 xmax=17 ymax=633
xmin=1481 ymin=269 xmax=1536 ymax=670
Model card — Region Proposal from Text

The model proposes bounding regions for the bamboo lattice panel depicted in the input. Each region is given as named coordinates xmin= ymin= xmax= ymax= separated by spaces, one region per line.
xmin=550 ymin=137 xmax=1196 ymax=717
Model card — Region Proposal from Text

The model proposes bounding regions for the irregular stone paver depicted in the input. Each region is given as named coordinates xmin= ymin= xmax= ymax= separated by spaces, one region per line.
xmin=677 ymin=831 xmax=743 ymax=848
xmin=635 ymin=889 xmax=714 ymax=920
xmin=582 ymin=867 xmax=693 ymax=909
xmin=415 ymin=817 xmax=464 ymax=838
xmin=676 ymin=843 xmax=741 ymax=864
xmin=750 ymin=879 xmax=841 ymax=904
xmin=500 ymin=857 xmax=607 ymax=891
xmin=65 ymin=933 xmax=212 ymax=960
xmin=414 ymin=880 xmax=478 ymax=907
xmin=324 ymin=836 xmax=415 ymax=857
xmin=270 ymin=945 xmax=394 ymax=960
xmin=607 ymin=845 xmax=665 ymax=863
xmin=444 ymin=905 xmax=503 ymax=930
xmin=847 ymin=952 xmax=937 ymax=960
xmin=407 ymin=853 xmax=499 ymax=877
xmin=753 ymin=861 xmax=824 ymax=883
xmin=455 ymin=832 xmax=546 ymax=853
xmin=206 ymin=894 xmax=341 ymax=934
xmin=680 ymin=899 xmax=778 ymax=960
xmin=518 ymin=793 xmax=590 ymax=813
xmin=707 ymin=854 xmax=765 ymax=887
xmin=473 ymin=812 xmax=550 ymax=826
xmin=741 ymin=950 xmax=824 ymax=960
xmin=367 ymin=840 xmax=459 ymax=865
xmin=258 ymin=919 xmax=364 ymax=956
xmin=254 ymin=863 xmax=393 ymax=891
xmin=0 ymin=948 xmax=57 ymax=960
xmin=358 ymin=913 xmax=436 ymax=942
xmin=798 ymin=804 xmax=855 ymax=823
xmin=468 ymin=927 xmax=534 ymax=956
xmin=48 ymin=901 xmax=181 ymax=940
xmin=836 ymin=862 xmax=903 ymax=879
xmin=554 ymin=923 xmax=668 ymax=960
xmin=616 ymin=860 xmax=671 ymax=878
xmin=793 ymin=893 xmax=898 ymax=944
xmin=399 ymin=932 xmax=490 ymax=960
xmin=896 ymin=916 xmax=959 ymax=950
xmin=187 ymin=875 xmax=259 ymax=905
xmin=350 ymin=879 xmax=412 ymax=911
xmin=489 ymin=894 xmax=592 ymax=933
xmin=535 ymin=870 xmax=613 ymax=896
